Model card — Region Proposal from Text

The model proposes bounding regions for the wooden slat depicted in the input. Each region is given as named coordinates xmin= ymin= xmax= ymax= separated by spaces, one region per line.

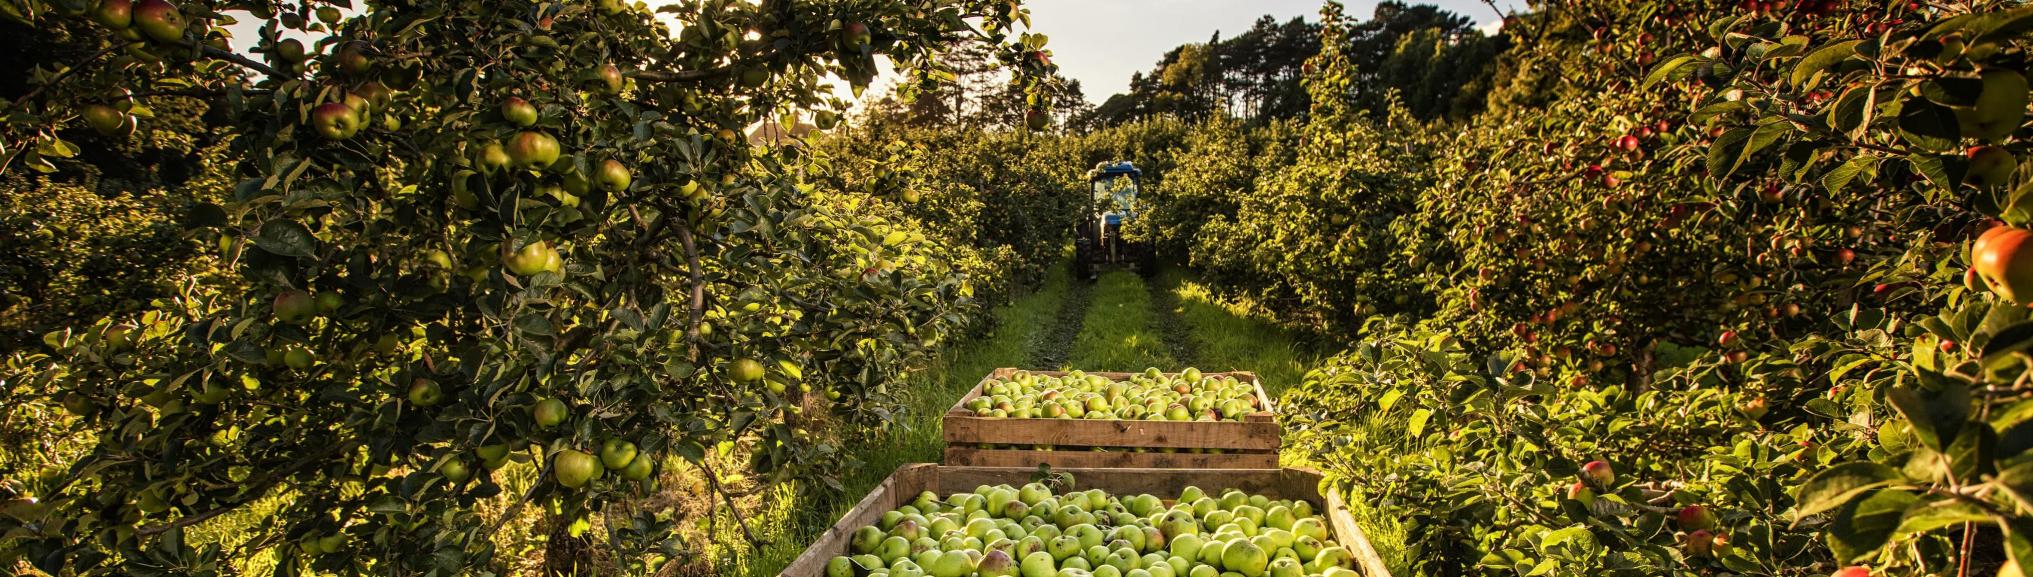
xmin=943 ymin=446 xmax=1279 ymax=469
xmin=1325 ymin=479 xmax=1395 ymax=577
xmin=778 ymin=463 xmax=933 ymax=576
xmin=780 ymin=465 xmax=1391 ymax=577
xmin=943 ymin=369 xmax=1280 ymax=450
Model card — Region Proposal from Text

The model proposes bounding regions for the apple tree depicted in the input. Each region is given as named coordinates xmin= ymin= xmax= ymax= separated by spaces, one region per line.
xmin=0 ymin=0 xmax=1056 ymax=574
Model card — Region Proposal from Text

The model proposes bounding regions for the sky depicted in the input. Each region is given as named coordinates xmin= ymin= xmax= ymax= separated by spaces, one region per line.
xmin=1026 ymin=0 xmax=1525 ymax=104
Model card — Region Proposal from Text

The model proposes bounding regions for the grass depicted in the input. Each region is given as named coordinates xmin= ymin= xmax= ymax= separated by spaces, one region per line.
xmin=1063 ymin=270 xmax=1175 ymax=371
xmin=1150 ymin=268 xmax=1312 ymax=398
xmin=717 ymin=258 xmax=1078 ymax=576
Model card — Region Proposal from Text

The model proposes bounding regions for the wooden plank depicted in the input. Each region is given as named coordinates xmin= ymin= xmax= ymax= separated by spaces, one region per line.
xmin=1323 ymin=477 xmax=1395 ymax=577
xmin=780 ymin=465 xmax=1390 ymax=577
xmin=943 ymin=369 xmax=1280 ymax=450
xmin=943 ymin=446 xmax=1279 ymax=469
xmin=778 ymin=463 xmax=930 ymax=576
xmin=945 ymin=416 xmax=1280 ymax=450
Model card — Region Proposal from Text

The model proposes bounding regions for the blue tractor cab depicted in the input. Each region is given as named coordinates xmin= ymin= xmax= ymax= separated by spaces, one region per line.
xmin=1076 ymin=161 xmax=1150 ymax=280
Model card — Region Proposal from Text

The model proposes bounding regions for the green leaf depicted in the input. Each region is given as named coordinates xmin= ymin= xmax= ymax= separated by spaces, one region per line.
xmin=1642 ymin=55 xmax=1701 ymax=88
xmin=1997 ymin=461 xmax=2033 ymax=513
xmin=1792 ymin=40 xmax=1859 ymax=88
xmin=1406 ymin=408 xmax=1432 ymax=440
xmin=1827 ymin=85 xmax=1876 ymax=139
xmin=1795 ymin=462 xmax=1902 ymax=520
xmin=1823 ymin=155 xmax=1877 ymax=194
xmin=1826 ymin=488 xmax=1916 ymax=562
xmin=1982 ymin=320 xmax=2033 ymax=371
xmin=1734 ymin=121 xmax=1797 ymax=175
xmin=1898 ymin=95 xmax=1962 ymax=152
xmin=253 ymin=220 xmax=318 ymax=258
xmin=1708 ymin=127 xmax=1753 ymax=179
xmin=1894 ymin=499 xmax=1990 ymax=538
xmin=1886 ymin=379 xmax=1971 ymax=451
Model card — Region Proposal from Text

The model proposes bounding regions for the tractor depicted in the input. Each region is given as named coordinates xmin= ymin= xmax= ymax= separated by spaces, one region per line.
xmin=1074 ymin=161 xmax=1150 ymax=280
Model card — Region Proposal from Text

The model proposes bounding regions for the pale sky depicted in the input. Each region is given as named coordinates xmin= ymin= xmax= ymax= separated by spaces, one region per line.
xmin=1027 ymin=0 xmax=1525 ymax=104
xmin=227 ymin=1 xmax=1527 ymax=107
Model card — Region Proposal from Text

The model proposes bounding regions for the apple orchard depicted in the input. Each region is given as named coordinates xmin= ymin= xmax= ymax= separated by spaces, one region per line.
xmin=3 ymin=0 xmax=2033 ymax=576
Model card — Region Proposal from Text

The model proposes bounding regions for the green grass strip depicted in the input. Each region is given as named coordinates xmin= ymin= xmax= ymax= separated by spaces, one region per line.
xmin=1064 ymin=271 xmax=1175 ymax=372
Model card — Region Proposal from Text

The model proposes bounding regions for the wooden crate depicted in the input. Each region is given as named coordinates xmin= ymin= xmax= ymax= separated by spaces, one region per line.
xmin=942 ymin=446 xmax=1280 ymax=469
xmin=778 ymin=464 xmax=1391 ymax=577
xmin=941 ymin=368 xmax=1280 ymax=469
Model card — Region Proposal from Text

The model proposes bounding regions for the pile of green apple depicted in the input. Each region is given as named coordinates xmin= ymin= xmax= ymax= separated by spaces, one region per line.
xmin=964 ymin=368 xmax=1261 ymax=422
xmin=826 ymin=483 xmax=1358 ymax=577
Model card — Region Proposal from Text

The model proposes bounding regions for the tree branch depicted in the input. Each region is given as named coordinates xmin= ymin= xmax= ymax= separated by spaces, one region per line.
xmin=630 ymin=67 xmax=732 ymax=83
xmin=198 ymin=44 xmax=292 ymax=80
xmin=134 ymin=443 xmax=346 ymax=537
xmin=679 ymin=226 xmax=708 ymax=358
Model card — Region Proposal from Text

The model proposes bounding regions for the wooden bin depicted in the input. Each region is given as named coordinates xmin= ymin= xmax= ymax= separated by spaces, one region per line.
xmin=778 ymin=464 xmax=1391 ymax=577
xmin=942 ymin=368 xmax=1280 ymax=469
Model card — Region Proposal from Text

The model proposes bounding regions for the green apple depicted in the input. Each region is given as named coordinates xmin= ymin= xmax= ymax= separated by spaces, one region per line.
xmin=1022 ymin=551 xmax=1057 ymax=577
xmin=618 ymin=452 xmax=654 ymax=481
xmin=1266 ymin=557 xmax=1301 ymax=577
xmin=1260 ymin=528 xmax=1294 ymax=551
xmin=1105 ymin=526 xmax=1142 ymax=553
xmin=407 ymin=378 xmax=443 ymax=406
xmin=133 ymin=0 xmax=184 ymax=42
xmin=504 ymin=240 xmax=562 ymax=276
xmin=1290 ymin=518 xmax=1328 ymax=542
xmin=532 ymin=398 xmax=568 ymax=427
xmin=1046 ymin=534 xmax=1085 ymax=561
xmin=1312 ymin=546 xmax=1350 ymax=570
xmin=273 ymin=290 xmax=316 ymax=323
xmin=504 ymin=131 xmax=561 ymax=169
xmin=311 ymin=102 xmax=361 ymax=140
xmin=94 ymin=0 xmax=133 ymax=29
xmin=1105 ymin=547 xmax=1139 ymax=572
xmin=979 ymin=550 xmax=1018 ymax=577
xmin=599 ymin=438 xmax=638 ymax=469
xmin=1202 ymin=510 xmax=1233 ymax=532
xmin=1291 ymin=535 xmax=1322 ymax=560
xmin=1221 ymin=540 xmax=1269 ymax=577
xmin=878 ymin=536 xmax=910 ymax=563
xmin=552 ymin=449 xmax=602 ymax=488
xmin=1169 ymin=533 xmax=1203 ymax=561
xmin=1198 ymin=539 xmax=1226 ymax=567
xmin=1263 ymin=506 xmax=1295 ymax=531
xmin=501 ymin=96 xmax=539 ymax=127
xmin=923 ymin=550 xmax=972 ymax=577
xmin=892 ymin=518 xmax=923 ymax=542
xmin=852 ymin=526 xmax=885 ymax=554
xmin=1019 ymin=483 xmax=1052 ymax=506
xmin=827 ymin=556 xmax=855 ymax=577
xmin=81 ymin=104 xmax=132 ymax=136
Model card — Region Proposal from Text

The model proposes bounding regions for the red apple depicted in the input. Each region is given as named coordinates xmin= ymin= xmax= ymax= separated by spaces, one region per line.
xmin=1580 ymin=460 xmax=1614 ymax=488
